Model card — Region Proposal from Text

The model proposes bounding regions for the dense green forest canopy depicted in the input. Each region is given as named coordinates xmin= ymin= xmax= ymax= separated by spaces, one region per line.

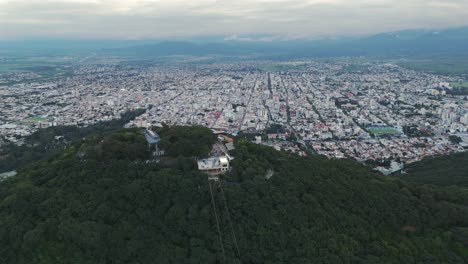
xmin=1 ymin=126 xmax=468 ymax=263
xmin=401 ymin=152 xmax=468 ymax=187
xmin=156 ymin=125 xmax=215 ymax=158
xmin=0 ymin=109 xmax=145 ymax=173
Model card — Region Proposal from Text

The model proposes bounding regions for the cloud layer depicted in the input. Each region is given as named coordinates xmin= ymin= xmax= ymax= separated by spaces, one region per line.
xmin=1 ymin=0 xmax=468 ymax=39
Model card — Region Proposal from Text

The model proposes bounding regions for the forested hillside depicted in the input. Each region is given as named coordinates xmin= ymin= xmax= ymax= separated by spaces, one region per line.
xmin=0 ymin=127 xmax=467 ymax=263
xmin=0 ymin=109 xmax=145 ymax=173
xmin=157 ymin=125 xmax=216 ymax=158
xmin=401 ymin=152 xmax=468 ymax=187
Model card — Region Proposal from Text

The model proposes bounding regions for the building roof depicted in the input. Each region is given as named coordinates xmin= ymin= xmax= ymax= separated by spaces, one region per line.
xmin=197 ymin=156 xmax=229 ymax=170
xmin=219 ymin=156 xmax=228 ymax=164
xmin=197 ymin=157 xmax=220 ymax=170
xmin=225 ymin=142 xmax=235 ymax=151
xmin=144 ymin=129 xmax=160 ymax=144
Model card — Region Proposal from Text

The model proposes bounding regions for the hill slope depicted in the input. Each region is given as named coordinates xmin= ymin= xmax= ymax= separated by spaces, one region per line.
xmin=0 ymin=127 xmax=467 ymax=263
xmin=0 ymin=109 xmax=145 ymax=173
xmin=402 ymin=152 xmax=468 ymax=187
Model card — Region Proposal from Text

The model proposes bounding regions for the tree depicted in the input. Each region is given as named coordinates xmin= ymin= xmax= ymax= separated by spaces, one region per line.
xmin=449 ymin=135 xmax=462 ymax=144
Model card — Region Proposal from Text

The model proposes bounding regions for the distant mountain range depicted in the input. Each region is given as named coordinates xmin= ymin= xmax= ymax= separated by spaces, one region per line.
xmin=2 ymin=26 xmax=468 ymax=58
xmin=102 ymin=26 xmax=468 ymax=58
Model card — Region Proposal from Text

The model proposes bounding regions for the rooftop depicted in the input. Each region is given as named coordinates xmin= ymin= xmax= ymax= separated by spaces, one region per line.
xmin=197 ymin=156 xmax=230 ymax=171
xmin=144 ymin=129 xmax=160 ymax=144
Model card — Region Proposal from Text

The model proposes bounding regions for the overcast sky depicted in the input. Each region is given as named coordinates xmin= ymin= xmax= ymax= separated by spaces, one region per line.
xmin=1 ymin=0 xmax=468 ymax=40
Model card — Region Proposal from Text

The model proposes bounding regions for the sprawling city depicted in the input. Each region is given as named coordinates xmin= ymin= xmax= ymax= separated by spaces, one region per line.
xmin=1 ymin=59 xmax=466 ymax=174
xmin=2 ymin=0 xmax=468 ymax=262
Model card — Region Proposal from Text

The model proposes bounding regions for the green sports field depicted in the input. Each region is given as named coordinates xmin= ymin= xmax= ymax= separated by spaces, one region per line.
xmin=367 ymin=127 xmax=399 ymax=134
xmin=450 ymin=82 xmax=468 ymax=88
xmin=26 ymin=116 xmax=47 ymax=122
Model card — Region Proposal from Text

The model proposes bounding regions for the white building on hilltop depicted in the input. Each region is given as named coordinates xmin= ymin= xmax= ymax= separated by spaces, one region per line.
xmin=197 ymin=156 xmax=230 ymax=175
xmin=144 ymin=129 xmax=165 ymax=156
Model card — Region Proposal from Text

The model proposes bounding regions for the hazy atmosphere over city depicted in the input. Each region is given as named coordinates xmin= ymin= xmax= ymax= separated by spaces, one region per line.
xmin=1 ymin=1 xmax=468 ymax=263
xmin=2 ymin=0 xmax=468 ymax=39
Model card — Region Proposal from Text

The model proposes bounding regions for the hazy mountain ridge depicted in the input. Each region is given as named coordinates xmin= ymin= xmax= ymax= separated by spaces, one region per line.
xmin=101 ymin=26 xmax=468 ymax=58
xmin=1 ymin=26 xmax=467 ymax=59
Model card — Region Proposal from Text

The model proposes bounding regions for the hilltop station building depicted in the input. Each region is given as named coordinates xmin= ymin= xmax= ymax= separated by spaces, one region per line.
xmin=144 ymin=129 xmax=165 ymax=156
xmin=197 ymin=156 xmax=230 ymax=175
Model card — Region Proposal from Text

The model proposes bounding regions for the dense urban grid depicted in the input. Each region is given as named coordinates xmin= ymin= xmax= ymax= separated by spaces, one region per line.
xmin=1 ymin=59 xmax=467 ymax=173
